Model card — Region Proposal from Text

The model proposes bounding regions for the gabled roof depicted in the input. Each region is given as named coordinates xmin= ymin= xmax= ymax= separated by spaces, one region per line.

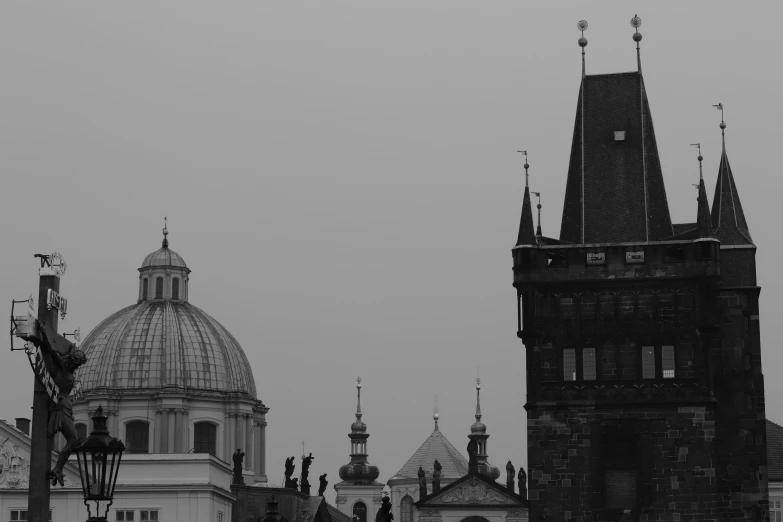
xmin=293 ymin=497 xmax=331 ymax=522
xmin=560 ymin=72 xmax=672 ymax=244
xmin=767 ymin=419 xmax=783 ymax=482
xmin=388 ymin=424 xmax=468 ymax=482
xmin=711 ymin=138 xmax=753 ymax=245
xmin=416 ymin=473 xmax=526 ymax=507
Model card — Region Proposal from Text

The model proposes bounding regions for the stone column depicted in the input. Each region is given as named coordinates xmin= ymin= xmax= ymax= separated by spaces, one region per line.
xmin=158 ymin=410 xmax=169 ymax=453
xmin=173 ymin=410 xmax=182 ymax=453
xmin=258 ymin=421 xmax=267 ymax=480
xmin=167 ymin=409 xmax=175 ymax=454
xmin=154 ymin=409 xmax=162 ymax=453
xmin=245 ymin=416 xmax=253 ymax=473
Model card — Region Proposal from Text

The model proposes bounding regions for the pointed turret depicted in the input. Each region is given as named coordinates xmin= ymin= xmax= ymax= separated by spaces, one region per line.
xmin=711 ymin=118 xmax=753 ymax=245
xmin=694 ymin=149 xmax=715 ymax=240
xmin=516 ymin=157 xmax=537 ymax=247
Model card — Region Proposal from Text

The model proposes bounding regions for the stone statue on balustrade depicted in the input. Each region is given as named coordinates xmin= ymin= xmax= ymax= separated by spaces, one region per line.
xmin=505 ymin=461 xmax=515 ymax=493
xmin=418 ymin=466 xmax=427 ymax=499
xmin=375 ymin=496 xmax=394 ymax=522
xmin=233 ymin=448 xmax=245 ymax=485
xmin=284 ymin=456 xmax=297 ymax=489
xmin=432 ymin=460 xmax=442 ymax=494
xmin=318 ymin=473 xmax=328 ymax=496
xmin=301 ymin=453 xmax=314 ymax=495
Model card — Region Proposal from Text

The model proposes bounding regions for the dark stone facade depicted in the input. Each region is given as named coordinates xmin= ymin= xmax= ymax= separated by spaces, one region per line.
xmin=513 ymin=240 xmax=768 ymax=521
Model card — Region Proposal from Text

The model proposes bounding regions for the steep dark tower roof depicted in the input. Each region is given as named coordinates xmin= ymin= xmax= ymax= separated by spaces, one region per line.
xmin=560 ymin=72 xmax=673 ymax=243
xmin=711 ymin=126 xmax=753 ymax=245
xmin=696 ymin=178 xmax=714 ymax=240
xmin=517 ymin=186 xmax=536 ymax=247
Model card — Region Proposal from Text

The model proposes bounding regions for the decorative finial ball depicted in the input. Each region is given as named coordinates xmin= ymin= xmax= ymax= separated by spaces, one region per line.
xmin=537 ymin=203 xmax=542 ymax=210
xmin=720 ymin=122 xmax=726 ymax=130
xmin=633 ymin=32 xmax=642 ymax=43
xmin=524 ymin=163 xmax=529 ymax=170
xmin=578 ymin=37 xmax=588 ymax=48
xmin=698 ymin=155 xmax=703 ymax=162
xmin=630 ymin=15 xmax=642 ymax=29
xmin=357 ymin=376 xmax=362 ymax=388
xmin=433 ymin=412 xmax=439 ymax=421
xmin=577 ymin=20 xmax=588 ymax=32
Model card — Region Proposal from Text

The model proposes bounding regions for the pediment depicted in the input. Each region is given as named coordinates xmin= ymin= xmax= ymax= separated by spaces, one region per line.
xmin=420 ymin=475 xmax=524 ymax=506
xmin=0 ymin=421 xmax=79 ymax=489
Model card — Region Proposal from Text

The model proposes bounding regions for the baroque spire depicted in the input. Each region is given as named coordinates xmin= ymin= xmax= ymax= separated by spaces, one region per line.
xmin=339 ymin=377 xmax=380 ymax=483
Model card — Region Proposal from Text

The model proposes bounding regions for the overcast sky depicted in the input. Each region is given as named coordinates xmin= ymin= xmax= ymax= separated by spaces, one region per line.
xmin=1 ymin=1 xmax=781 ymax=502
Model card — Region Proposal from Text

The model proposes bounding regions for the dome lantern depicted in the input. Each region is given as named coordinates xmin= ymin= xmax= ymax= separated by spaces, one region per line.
xmin=138 ymin=221 xmax=191 ymax=303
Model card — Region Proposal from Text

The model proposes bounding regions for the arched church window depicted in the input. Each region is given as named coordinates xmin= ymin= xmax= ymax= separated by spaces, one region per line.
xmin=155 ymin=277 xmax=163 ymax=299
xmin=126 ymin=421 xmax=150 ymax=454
xmin=172 ymin=278 xmax=180 ymax=300
xmin=194 ymin=422 xmax=217 ymax=455
xmin=142 ymin=278 xmax=148 ymax=299
xmin=76 ymin=423 xmax=87 ymax=441
xmin=352 ymin=502 xmax=367 ymax=522
xmin=400 ymin=496 xmax=413 ymax=522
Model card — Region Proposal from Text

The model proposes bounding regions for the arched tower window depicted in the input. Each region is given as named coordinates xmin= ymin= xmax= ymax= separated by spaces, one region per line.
xmin=155 ymin=277 xmax=163 ymax=299
xmin=352 ymin=502 xmax=367 ymax=522
xmin=194 ymin=422 xmax=217 ymax=455
xmin=76 ymin=423 xmax=87 ymax=441
xmin=126 ymin=421 xmax=150 ymax=454
xmin=172 ymin=278 xmax=180 ymax=300
xmin=142 ymin=278 xmax=148 ymax=299
xmin=400 ymin=496 xmax=413 ymax=522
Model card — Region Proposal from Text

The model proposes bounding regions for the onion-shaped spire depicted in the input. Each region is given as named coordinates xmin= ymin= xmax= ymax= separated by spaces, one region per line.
xmin=339 ymin=377 xmax=380 ymax=483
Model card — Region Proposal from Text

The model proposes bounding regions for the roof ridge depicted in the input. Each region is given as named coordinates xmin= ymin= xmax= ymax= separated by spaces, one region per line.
xmin=390 ymin=429 xmax=468 ymax=480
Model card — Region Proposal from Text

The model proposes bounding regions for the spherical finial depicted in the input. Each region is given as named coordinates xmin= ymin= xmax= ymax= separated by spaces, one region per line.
xmin=524 ymin=163 xmax=529 ymax=170
xmin=720 ymin=122 xmax=726 ymax=130
xmin=577 ymin=20 xmax=588 ymax=32
xmin=578 ymin=37 xmax=588 ymax=48
xmin=537 ymin=203 xmax=542 ymax=210
xmin=476 ymin=377 xmax=481 ymax=391
xmin=633 ymin=32 xmax=642 ymax=42
xmin=357 ymin=376 xmax=362 ymax=388
xmin=630 ymin=15 xmax=642 ymax=29
xmin=698 ymin=155 xmax=703 ymax=162
xmin=433 ymin=412 xmax=439 ymax=421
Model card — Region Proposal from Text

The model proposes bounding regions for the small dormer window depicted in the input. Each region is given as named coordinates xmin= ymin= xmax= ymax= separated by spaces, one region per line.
xmin=614 ymin=131 xmax=626 ymax=141
xmin=172 ymin=278 xmax=180 ymax=300
xmin=155 ymin=277 xmax=163 ymax=299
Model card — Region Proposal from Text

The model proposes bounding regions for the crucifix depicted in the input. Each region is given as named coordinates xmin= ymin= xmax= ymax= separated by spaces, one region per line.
xmin=12 ymin=253 xmax=87 ymax=521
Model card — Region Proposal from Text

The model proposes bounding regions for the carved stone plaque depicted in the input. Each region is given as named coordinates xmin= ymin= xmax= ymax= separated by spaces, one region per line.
xmin=604 ymin=469 xmax=636 ymax=509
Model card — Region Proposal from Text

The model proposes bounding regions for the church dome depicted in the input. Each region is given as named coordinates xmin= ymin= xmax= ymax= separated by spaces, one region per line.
xmin=78 ymin=301 xmax=256 ymax=397
xmin=77 ymin=228 xmax=256 ymax=398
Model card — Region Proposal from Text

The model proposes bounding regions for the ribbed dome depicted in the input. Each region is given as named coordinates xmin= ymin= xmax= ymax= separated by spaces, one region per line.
xmin=78 ymin=300 xmax=256 ymax=397
xmin=141 ymin=246 xmax=188 ymax=269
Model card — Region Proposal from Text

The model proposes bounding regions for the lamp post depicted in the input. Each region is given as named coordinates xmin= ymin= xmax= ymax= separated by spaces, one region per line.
xmin=73 ymin=406 xmax=125 ymax=522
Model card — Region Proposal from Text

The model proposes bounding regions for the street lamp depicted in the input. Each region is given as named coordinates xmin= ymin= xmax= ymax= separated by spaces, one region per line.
xmin=74 ymin=406 xmax=125 ymax=522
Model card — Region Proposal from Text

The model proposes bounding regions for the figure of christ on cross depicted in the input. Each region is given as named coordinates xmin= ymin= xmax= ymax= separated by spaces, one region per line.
xmin=34 ymin=324 xmax=87 ymax=486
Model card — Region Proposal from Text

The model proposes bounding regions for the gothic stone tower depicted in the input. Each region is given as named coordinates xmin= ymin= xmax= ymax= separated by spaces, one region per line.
xmin=511 ymin=20 xmax=767 ymax=522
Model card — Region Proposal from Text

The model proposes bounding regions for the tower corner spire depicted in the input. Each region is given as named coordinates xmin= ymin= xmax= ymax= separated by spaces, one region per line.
xmin=516 ymin=151 xmax=537 ymax=247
